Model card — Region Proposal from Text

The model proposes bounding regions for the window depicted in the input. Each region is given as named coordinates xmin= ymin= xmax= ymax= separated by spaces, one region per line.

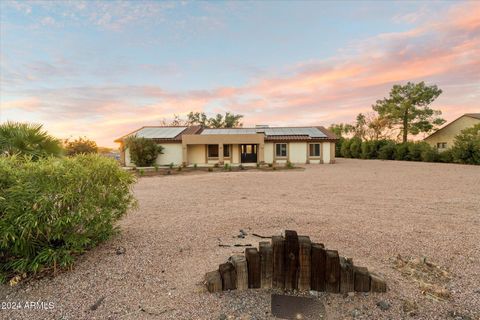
xmin=437 ymin=142 xmax=447 ymax=149
xmin=223 ymin=144 xmax=230 ymax=158
xmin=207 ymin=144 xmax=219 ymax=158
xmin=275 ymin=143 xmax=287 ymax=157
xmin=309 ymin=143 xmax=321 ymax=157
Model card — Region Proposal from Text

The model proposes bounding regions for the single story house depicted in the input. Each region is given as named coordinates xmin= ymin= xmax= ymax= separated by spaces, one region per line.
xmin=115 ymin=125 xmax=338 ymax=167
xmin=424 ymin=113 xmax=480 ymax=150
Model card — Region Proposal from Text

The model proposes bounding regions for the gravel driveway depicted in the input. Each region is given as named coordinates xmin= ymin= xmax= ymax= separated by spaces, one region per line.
xmin=1 ymin=159 xmax=479 ymax=320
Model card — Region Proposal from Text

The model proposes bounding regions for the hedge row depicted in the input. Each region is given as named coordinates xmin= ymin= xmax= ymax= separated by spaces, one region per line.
xmin=0 ymin=154 xmax=136 ymax=283
xmin=337 ymin=138 xmax=457 ymax=163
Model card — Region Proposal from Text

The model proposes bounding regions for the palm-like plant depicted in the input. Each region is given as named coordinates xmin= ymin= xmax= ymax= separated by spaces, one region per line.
xmin=0 ymin=122 xmax=63 ymax=159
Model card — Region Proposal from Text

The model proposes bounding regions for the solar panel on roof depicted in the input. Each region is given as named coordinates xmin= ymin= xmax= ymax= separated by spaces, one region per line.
xmin=135 ymin=127 xmax=187 ymax=139
xmin=199 ymin=127 xmax=326 ymax=138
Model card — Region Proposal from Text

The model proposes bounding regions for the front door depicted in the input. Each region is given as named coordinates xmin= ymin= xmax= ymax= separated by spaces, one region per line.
xmin=241 ymin=144 xmax=257 ymax=163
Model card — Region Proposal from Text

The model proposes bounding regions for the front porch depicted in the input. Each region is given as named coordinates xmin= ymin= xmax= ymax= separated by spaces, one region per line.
xmin=181 ymin=133 xmax=265 ymax=165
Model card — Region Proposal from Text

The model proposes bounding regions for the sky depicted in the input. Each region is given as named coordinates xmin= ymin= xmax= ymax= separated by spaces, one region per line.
xmin=0 ymin=1 xmax=479 ymax=147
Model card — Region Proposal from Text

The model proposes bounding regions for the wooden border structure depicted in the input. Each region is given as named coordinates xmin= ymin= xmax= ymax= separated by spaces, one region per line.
xmin=205 ymin=230 xmax=387 ymax=294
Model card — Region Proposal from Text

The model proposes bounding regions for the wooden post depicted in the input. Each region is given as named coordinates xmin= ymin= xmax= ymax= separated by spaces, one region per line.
xmin=230 ymin=255 xmax=248 ymax=290
xmin=272 ymin=236 xmax=285 ymax=289
xmin=297 ymin=236 xmax=311 ymax=291
xmin=354 ymin=266 xmax=370 ymax=292
xmin=370 ymin=273 xmax=387 ymax=292
xmin=219 ymin=262 xmax=236 ymax=291
xmin=284 ymin=230 xmax=299 ymax=290
xmin=205 ymin=270 xmax=222 ymax=293
xmin=325 ymin=250 xmax=340 ymax=293
xmin=259 ymin=241 xmax=273 ymax=289
xmin=339 ymin=257 xmax=354 ymax=293
xmin=245 ymin=248 xmax=261 ymax=288
xmin=310 ymin=243 xmax=326 ymax=291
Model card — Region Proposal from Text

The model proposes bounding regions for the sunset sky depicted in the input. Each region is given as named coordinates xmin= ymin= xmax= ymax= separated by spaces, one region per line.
xmin=0 ymin=1 xmax=479 ymax=147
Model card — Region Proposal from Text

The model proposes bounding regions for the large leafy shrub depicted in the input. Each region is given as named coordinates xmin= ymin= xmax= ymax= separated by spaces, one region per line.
xmin=408 ymin=142 xmax=430 ymax=161
xmin=0 ymin=154 xmax=136 ymax=282
xmin=349 ymin=137 xmax=362 ymax=159
xmin=378 ymin=141 xmax=396 ymax=160
xmin=0 ymin=122 xmax=63 ymax=159
xmin=124 ymin=136 xmax=163 ymax=167
xmin=340 ymin=138 xmax=352 ymax=158
xmin=451 ymin=123 xmax=480 ymax=165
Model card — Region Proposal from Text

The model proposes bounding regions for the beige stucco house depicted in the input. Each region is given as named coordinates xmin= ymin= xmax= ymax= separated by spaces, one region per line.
xmin=424 ymin=113 xmax=480 ymax=150
xmin=115 ymin=125 xmax=338 ymax=167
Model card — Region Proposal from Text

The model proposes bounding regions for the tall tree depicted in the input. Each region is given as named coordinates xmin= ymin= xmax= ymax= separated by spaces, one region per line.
xmin=161 ymin=111 xmax=243 ymax=128
xmin=64 ymin=137 xmax=98 ymax=156
xmin=372 ymin=82 xmax=445 ymax=143
xmin=0 ymin=121 xmax=63 ymax=159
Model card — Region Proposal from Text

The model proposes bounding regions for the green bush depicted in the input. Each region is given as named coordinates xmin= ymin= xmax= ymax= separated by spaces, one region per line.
xmin=378 ymin=141 xmax=396 ymax=160
xmin=438 ymin=149 xmax=454 ymax=163
xmin=340 ymin=138 xmax=352 ymax=158
xmin=349 ymin=138 xmax=362 ymax=158
xmin=451 ymin=123 xmax=480 ymax=164
xmin=394 ymin=143 xmax=410 ymax=160
xmin=193 ymin=163 xmax=197 ymax=169
xmin=421 ymin=146 xmax=439 ymax=162
xmin=335 ymin=137 xmax=345 ymax=157
xmin=286 ymin=160 xmax=294 ymax=169
xmin=408 ymin=142 xmax=430 ymax=162
xmin=124 ymin=136 xmax=163 ymax=167
xmin=0 ymin=154 xmax=136 ymax=282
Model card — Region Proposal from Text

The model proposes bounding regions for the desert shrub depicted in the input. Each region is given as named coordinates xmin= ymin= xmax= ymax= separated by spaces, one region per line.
xmin=124 ymin=136 xmax=163 ymax=167
xmin=349 ymin=137 xmax=362 ymax=158
xmin=421 ymin=146 xmax=439 ymax=162
xmin=139 ymin=169 xmax=145 ymax=176
xmin=286 ymin=160 xmax=294 ymax=168
xmin=335 ymin=137 xmax=345 ymax=157
xmin=177 ymin=166 xmax=182 ymax=171
xmin=438 ymin=149 xmax=454 ymax=163
xmin=154 ymin=164 xmax=159 ymax=172
xmin=214 ymin=163 xmax=219 ymax=168
xmin=208 ymin=167 xmax=213 ymax=172
xmin=268 ymin=163 xmax=273 ymax=167
xmin=0 ymin=154 xmax=136 ymax=283
xmin=361 ymin=141 xmax=376 ymax=159
xmin=408 ymin=142 xmax=430 ymax=161
xmin=394 ymin=143 xmax=410 ymax=160
xmin=169 ymin=162 xmax=174 ymax=169
xmin=378 ymin=141 xmax=396 ymax=160
xmin=193 ymin=163 xmax=197 ymax=169
xmin=64 ymin=137 xmax=97 ymax=156
xmin=340 ymin=138 xmax=352 ymax=158
xmin=451 ymin=124 xmax=480 ymax=164
xmin=239 ymin=164 xmax=245 ymax=170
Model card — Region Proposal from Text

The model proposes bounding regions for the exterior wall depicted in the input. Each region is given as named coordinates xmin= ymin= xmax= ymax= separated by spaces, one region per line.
xmin=330 ymin=142 xmax=336 ymax=164
xmin=125 ymin=147 xmax=132 ymax=166
xmin=322 ymin=142 xmax=331 ymax=164
xmin=187 ymin=145 xmax=205 ymax=165
xmin=289 ymin=142 xmax=307 ymax=163
xmin=425 ymin=116 xmax=480 ymax=150
xmin=264 ymin=143 xmax=274 ymax=164
xmin=156 ymin=143 xmax=183 ymax=165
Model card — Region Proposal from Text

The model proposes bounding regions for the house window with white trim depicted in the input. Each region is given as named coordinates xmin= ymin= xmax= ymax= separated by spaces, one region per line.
xmin=309 ymin=143 xmax=321 ymax=157
xmin=275 ymin=143 xmax=287 ymax=158
xmin=436 ymin=142 xmax=447 ymax=149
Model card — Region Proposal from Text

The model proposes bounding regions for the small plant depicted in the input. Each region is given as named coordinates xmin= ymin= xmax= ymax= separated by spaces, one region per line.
xmin=286 ymin=160 xmax=294 ymax=169
xmin=182 ymin=162 xmax=187 ymax=168
xmin=256 ymin=163 xmax=260 ymax=168
xmin=224 ymin=163 xmax=231 ymax=171
xmin=154 ymin=164 xmax=159 ymax=172
xmin=139 ymin=169 xmax=145 ymax=176
xmin=166 ymin=170 xmax=171 ymax=175
xmin=214 ymin=163 xmax=219 ymax=168
xmin=273 ymin=166 xmax=277 ymax=170
xmin=208 ymin=167 xmax=213 ymax=172
xmin=177 ymin=166 xmax=182 ymax=171
xmin=193 ymin=163 xmax=198 ymax=169
xmin=169 ymin=162 xmax=174 ymax=169
xmin=268 ymin=163 xmax=273 ymax=168
xmin=239 ymin=164 xmax=245 ymax=170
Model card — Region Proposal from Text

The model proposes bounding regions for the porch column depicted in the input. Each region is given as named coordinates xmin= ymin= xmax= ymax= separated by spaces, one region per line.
xmin=182 ymin=143 xmax=188 ymax=166
xmin=258 ymin=142 xmax=265 ymax=163
xmin=218 ymin=144 xmax=224 ymax=164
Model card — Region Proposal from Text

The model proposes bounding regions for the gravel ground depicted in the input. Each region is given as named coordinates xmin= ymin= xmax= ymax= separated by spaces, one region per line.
xmin=1 ymin=158 xmax=479 ymax=320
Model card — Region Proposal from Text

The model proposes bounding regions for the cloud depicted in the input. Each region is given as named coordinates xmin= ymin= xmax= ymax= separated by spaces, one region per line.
xmin=1 ymin=2 xmax=479 ymax=147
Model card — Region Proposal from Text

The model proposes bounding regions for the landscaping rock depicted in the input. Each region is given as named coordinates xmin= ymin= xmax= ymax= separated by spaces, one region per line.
xmin=115 ymin=246 xmax=126 ymax=255
xmin=376 ymin=300 xmax=390 ymax=311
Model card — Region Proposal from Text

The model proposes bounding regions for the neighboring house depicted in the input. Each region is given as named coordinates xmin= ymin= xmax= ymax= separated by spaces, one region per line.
xmin=115 ymin=125 xmax=338 ymax=166
xmin=424 ymin=113 xmax=480 ymax=150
